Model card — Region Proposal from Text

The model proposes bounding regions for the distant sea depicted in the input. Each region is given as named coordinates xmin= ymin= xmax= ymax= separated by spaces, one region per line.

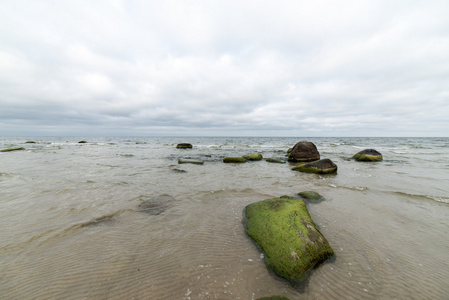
xmin=1 ymin=136 xmax=448 ymax=299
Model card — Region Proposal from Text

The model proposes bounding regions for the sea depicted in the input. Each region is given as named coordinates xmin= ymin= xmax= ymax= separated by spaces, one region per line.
xmin=1 ymin=136 xmax=448 ymax=300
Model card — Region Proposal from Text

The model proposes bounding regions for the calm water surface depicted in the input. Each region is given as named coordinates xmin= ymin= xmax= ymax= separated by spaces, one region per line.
xmin=1 ymin=137 xmax=448 ymax=299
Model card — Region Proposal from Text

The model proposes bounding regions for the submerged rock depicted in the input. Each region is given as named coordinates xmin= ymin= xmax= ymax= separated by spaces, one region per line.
xmin=223 ymin=157 xmax=247 ymax=163
xmin=178 ymin=158 xmax=204 ymax=165
xmin=245 ymin=197 xmax=334 ymax=284
xmin=288 ymin=141 xmax=320 ymax=162
xmin=266 ymin=157 xmax=286 ymax=164
xmin=298 ymin=191 xmax=324 ymax=203
xmin=176 ymin=143 xmax=193 ymax=149
xmin=353 ymin=149 xmax=383 ymax=161
xmin=292 ymin=159 xmax=337 ymax=174
xmin=0 ymin=147 xmax=25 ymax=152
xmin=257 ymin=297 xmax=290 ymax=300
xmin=25 ymin=141 xmax=36 ymax=144
xmin=243 ymin=153 xmax=263 ymax=161
xmin=137 ymin=194 xmax=175 ymax=215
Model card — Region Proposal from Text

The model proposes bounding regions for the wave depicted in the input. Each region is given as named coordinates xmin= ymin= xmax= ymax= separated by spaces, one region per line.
xmin=393 ymin=191 xmax=449 ymax=204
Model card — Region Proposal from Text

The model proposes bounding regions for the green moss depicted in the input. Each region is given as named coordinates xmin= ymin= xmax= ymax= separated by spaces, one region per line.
xmin=223 ymin=157 xmax=247 ymax=163
xmin=353 ymin=153 xmax=383 ymax=161
xmin=245 ymin=197 xmax=334 ymax=284
xmin=266 ymin=157 xmax=286 ymax=163
xmin=243 ymin=153 xmax=263 ymax=161
xmin=0 ymin=147 xmax=25 ymax=152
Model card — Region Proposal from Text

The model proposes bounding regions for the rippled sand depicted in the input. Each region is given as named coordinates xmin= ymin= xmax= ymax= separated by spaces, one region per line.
xmin=1 ymin=137 xmax=448 ymax=299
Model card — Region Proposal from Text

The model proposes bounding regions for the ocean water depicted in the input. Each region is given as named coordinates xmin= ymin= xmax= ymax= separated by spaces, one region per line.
xmin=0 ymin=136 xmax=448 ymax=300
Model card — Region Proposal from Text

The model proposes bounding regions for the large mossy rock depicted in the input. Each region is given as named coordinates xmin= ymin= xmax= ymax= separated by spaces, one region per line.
xmin=243 ymin=153 xmax=263 ymax=161
xmin=245 ymin=197 xmax=334 ymax=284
xmin=353 ymin=149 xmax=383 ymax=161
xmin=292 ymin=159 xmax=337 ymax=174
xmin=288 ymin=141 xmax=320 ymax=162
xmin=223 ymin=157 xmax=247 ymax=163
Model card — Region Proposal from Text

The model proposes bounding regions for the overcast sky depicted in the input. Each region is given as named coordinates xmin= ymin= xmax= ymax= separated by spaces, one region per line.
xmin=1 ymin=0 xmax=448 ymax=137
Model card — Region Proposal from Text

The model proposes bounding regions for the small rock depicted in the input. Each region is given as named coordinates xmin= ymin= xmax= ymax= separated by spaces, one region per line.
xmin=0 ymin=147 xmax=25 ymax=152
xmin=243 ymin=153 xmax=263 ymax=161
xmin=78 ymin=141 xmax=87 ymax=143
xmin=178 ymin=158 xmax=204 ymax=165
xmin=266 ymin=157 xmax=286 ymax=163
xmin=223 ymin=157 xmax=247 ymax=163
xmin=298 ymin=191 xmax=324 ymax=202
xmin=292 ymin=158 xmax=338 ymax=174
xmin=353 ymin=149 xmax=383 ymax=161
xmin=176 ymin=143 xmax=193 ymax=149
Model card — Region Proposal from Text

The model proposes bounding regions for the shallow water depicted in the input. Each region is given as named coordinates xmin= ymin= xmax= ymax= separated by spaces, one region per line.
xmin=1 ymin=137 xmax=448 ymax=299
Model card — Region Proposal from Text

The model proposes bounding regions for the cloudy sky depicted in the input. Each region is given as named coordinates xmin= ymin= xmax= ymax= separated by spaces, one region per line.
xmin=1 ymin=0 xmax=448 ymax=136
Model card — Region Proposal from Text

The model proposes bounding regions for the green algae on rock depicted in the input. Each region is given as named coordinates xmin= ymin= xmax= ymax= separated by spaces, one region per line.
xmin=353 ymin=149 xmax=383 ymax=161
xmin=266 ymin=157 xmax=286 ymax=163
xmin=243 ymin=153 xmax=263 ymax=161
xmin=223 ymin=157 xmax=247 ymax=163
xmin=292 ymin=158 xmax=337 ymax=174
xmin=244 ymin=197 xmax=334 ymax=284
xmin=298 ymin=191 xmax=323 ymax=203
xmin=0 ymin=147 xmax=25 ymax=152
xmin=178 ymin=158 xmax=204 ymax=165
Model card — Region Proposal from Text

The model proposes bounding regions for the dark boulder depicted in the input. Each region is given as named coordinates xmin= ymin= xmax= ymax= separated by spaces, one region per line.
xmin=176 ymin=143 xmax=193 ymax=149
xmin=288 ymin=141 xmax=320 ymax=162
xmin=353 ymin=149 xmax=383 ymax=161
xmin=292 ymin=158 xmax=337 ymax=174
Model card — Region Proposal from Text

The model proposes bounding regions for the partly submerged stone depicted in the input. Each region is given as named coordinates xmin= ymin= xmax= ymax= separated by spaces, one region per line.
xmin=223 ymin=157 xmax=247 ymax=163
xmin=137 ymin=194 xmax=175 ymax=215
xmin=245 ymin=197 xmax=334 ymax=284
xmin=288 ymin=141 xmax=320 ymax=162
xmin=78 ymin=141 xmax=87 ymax=143
xmin=178 ymin=158 xmax=204 ymax=165
xmin=243 ymin=153 xmax=263 ymax=161
xmin=266 ymin=157 xmax=286 ymax=164
xmin=25 ymin=141 xmax=36 ymax=144
xmin=176 ymin=143 xmax=193 ymax=149
xmin=298 ymin=191 xmax=324 ymax=203
xmin=292 ymin=159 xmax=337 ymax=174
xmin=257 ymin=296 xmax=290 ymax=300
xmin=0 ymin=147 xmax=25 ymax=152
xmin=353 ymin=149 xmax=383 ymax=161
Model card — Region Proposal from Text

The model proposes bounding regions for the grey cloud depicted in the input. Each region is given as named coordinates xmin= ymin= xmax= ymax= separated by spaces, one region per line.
xmin=1 ymin=0 xmax=449 ymax=136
